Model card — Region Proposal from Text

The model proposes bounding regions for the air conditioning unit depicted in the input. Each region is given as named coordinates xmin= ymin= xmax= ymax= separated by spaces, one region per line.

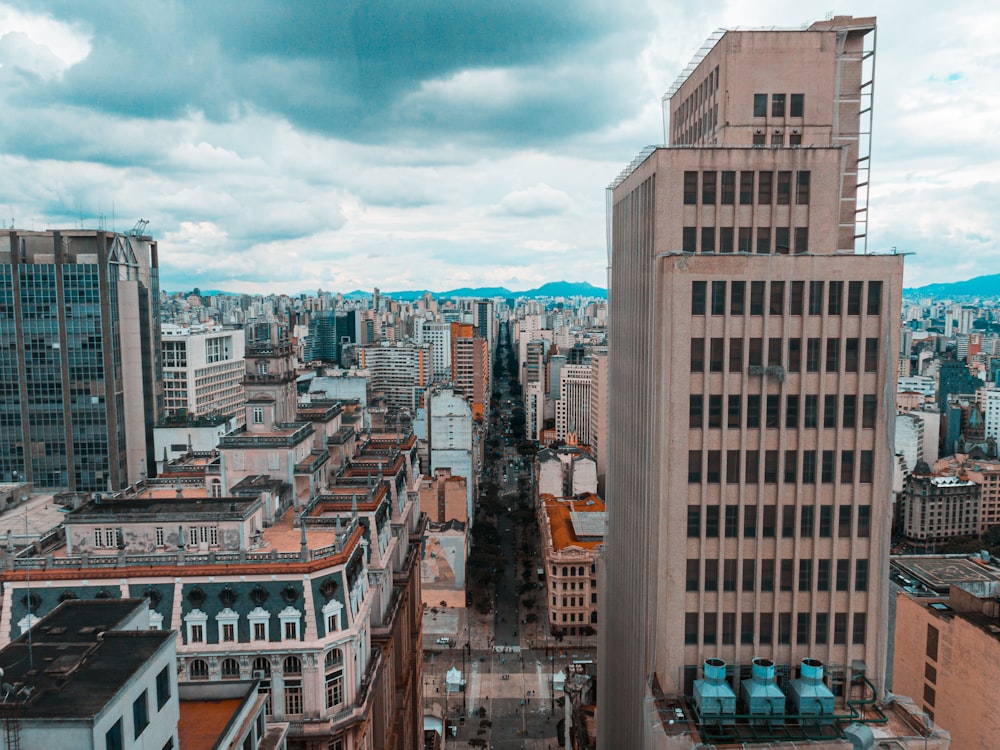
xmin=252 ymin=670 xmax=267 ymax=680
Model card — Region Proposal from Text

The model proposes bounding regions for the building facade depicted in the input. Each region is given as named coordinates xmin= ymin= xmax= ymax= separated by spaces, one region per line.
xmin=600 ymin=17 xmax=903 ymax=747
xmin=0 ymin=229 xmax=162 ymax=491
xmin=161 ymin=323 xmax=246 ymax=422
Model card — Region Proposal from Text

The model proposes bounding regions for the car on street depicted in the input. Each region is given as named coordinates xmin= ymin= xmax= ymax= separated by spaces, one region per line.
xmin=435 ymin=637 xmax=454 ymax=646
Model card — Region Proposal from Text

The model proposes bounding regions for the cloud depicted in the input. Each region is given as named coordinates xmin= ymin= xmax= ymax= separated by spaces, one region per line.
xmin=499 ymin=184 xmax=573 ymax=217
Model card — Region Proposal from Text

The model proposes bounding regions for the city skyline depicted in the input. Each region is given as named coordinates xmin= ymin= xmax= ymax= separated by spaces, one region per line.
xmin=2 ymin=0 xmax=999 ymax=294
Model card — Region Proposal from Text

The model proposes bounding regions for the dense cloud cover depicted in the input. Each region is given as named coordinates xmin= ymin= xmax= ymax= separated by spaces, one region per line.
xmin=1 ymin=0 xmax=998 ymax=292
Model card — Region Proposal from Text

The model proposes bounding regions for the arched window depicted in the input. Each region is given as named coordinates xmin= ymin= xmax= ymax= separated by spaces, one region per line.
xmin=284 ymin=656 xmax=303 ymax=716
xmin=221 ymin=658 xmax=240 ymax=679
xmin=325 ymin=649 xmax=345 ymax=710
xmin=189 ymin=659 xmax=209 ymax=680
xmin=562 ymin=567 xmax=568 ymax=577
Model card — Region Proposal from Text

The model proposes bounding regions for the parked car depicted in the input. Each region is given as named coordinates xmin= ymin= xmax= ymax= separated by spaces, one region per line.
xmin=435 ymin=637 xmax=454 ymax=646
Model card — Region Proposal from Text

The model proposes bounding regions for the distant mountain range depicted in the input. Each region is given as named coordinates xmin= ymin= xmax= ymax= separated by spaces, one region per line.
xmin=177 ymin=281 xmax=607 ymax=300
xmin=905 ymin=273 xmax=1000 ymax=300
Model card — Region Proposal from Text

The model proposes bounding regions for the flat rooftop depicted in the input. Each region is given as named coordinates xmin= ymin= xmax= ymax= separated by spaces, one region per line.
xmin=893 ymin=556 xmax=1000 ymax=591
xmin=178 ymin=698 xmax=244 ymax=750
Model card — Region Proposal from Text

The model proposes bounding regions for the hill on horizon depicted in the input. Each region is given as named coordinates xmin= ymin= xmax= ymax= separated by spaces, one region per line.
xmin=905 ymin=272 xmax=1000 ymax=299
xmin=171 ymin=280 xmax=607 ymax=300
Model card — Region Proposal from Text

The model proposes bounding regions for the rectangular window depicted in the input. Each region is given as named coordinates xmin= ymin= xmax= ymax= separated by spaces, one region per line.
xmin=800 ymin=505 xmax=814 ymax=537
xmin=785 ymin=396 xmax=799 ymax=428
xmin=804 ymin=395 xmax=818 ymax=427
xmin=721 ymin=171 xmax=735 ymax=204
xmin=705 ymin=506 xmax=719 ymax=537
xmin=686 ymin=559 xmax=699 ymax=591
xmin=727 ymin=394 xmax=741 ymax=428
xmin=738 ymin=226 xmax=752 ymax=252
xmin=155 ymin=527 xmax=164 ymax=547
xmin=742 ymin=559 xmax=756 ymax=592
xmin=847 ymin=281 xmax=863 ymax=314
xmin=745 ymin=449 xmax=759 ymax=483
xmin=825 ymin=338 xmax=840 ymax=372
xmin=748 ymin=337 xmax=763 ymax=366
xmin=284 ymin=621 xmax=298 ymax=640
xmin=822 ymin=450 xmax=835 ymax=483
xmin=706 ymin=450 xmax=721 ymax=483
xmin=855 ymin=559 xmax=869 ymax=591
xmin=719 ymin=226 xmax=734 ymax=253
xmin=841 ymin=451 xmax=855 ymax=483
xmin=702 ymin=171 xmax=717 ymax=204
xmin=865 ymin=338 xmax=879 ymax=372
xmin=808 ymin=281 xmax=824 ymax=315
xmin=824 ymin=395 xmax=837 ymax=428
xmin=790 ymin=93 xmax=804 ymax=117
xmin=726 ymin=451 xmax=741 ymax=484
xmin=815 ymin=612 xmax=829 ymax=645
xmin=701 ymin=226 xmax=716 ymax=253
xmin=768 ymin=337 xmax=782 ymax=367
xmin=744 ymin=505 xmax=758 ymax=537
xmin=926 ymin=624 xmax=939 ymax=661
xmin=806 ymin=338 xmax=820 ymax=372
xmin=778 ymin=613 xmax=792 ymax=644
xmin=682 ymin=226 xmax=696 ymax=253
xmin=222 ymin=623 xmax=235 ymax=642
xmin=730 ymin=280 xmax=745 ymax=314
xmin=156 ymin=666 xmax=171 ymax=709
xmin=687 ymin=506 xmax=701 ymax=537
xmin=817 ymin=559 xmax=831 ymax=591
xmin=784 ymin=450 xmax=798 ymax=483
xmin=762 ymin=505 xmax=776 ymax=537
xmin=790 ymin=281 xmax=804 ymax=314
xmin=739 ymin=171 xmax=754 ymax=204
xmin=795 ymin=170 xmax=810 ymax=204
xmin=858 ymin=506 xmax=871 ymax=537
xmin=746 ymin=397 xmax=761 ymax=429
xmin=756 ymin=227 xmax=771 ymax=254
xmin=190 ymin=624 xmax=204 ymax=643
xmin=688 ymin=452 xmax=702 ymax=483
xmin=708 ymin=393 xmax=722 ymax=427
xmin=761 ymin=560 xmax=775 ymax=592
xmin=770 ymin=281 xmax=785 ymax=314
xmin=828 ymin=281 xmax=843 ymax=315
xmin=683 ymin=171 xmax=698 ymax=204
xmin=724 ymin=505 xmax=739 ymax=537
xmin=691 ymin=281 xmax=706 ymax=315
xmin=780 ymin=559 xmax=793 ymax=591
xmin=690 ymin=338 xmax=704 ymax=372
xmin=766 ymin=395 xmax=780 ymax=428
xmin=797 ymin=612 xmax=810 ymax=645
xmin=853 ymin=613 xmax=867 ymax=645
xmin=721 ymin=613 xmax=735 ymax=645
xmin=764 ymin=450 xmax=778 ymax=483
xmin=867 ymin=280 xmax=883 ymax=315
xmin=819 ymin=505 xmax=833 ymax=537
xmin=709 ymin=339 xmax=724 ymax=372
xmin=845 ymin=338 xmax=859 ymax=372
xmin=782 ymin=505 xmax=796 ymax=537
xmin=254 ymin=622 xmax=266 ymax=640
xmin=723 ymin=559 xmax=737 ymax=592
xmin=689 ymin=395 xmax=703 ymax=428
xmin=836 ymin=559 xmax=850 ymax=591
xmin=776 ymin=171 xmax=791 ymax=204
xmin=758 ymin=171 xmax=773 ymax=204
xmin=753 ymin=93 xmax=767 ymax=117
xmin=794 ymin=226 xmax=809 ymax=253
xmin=106 ymin=719 xmax=124 ymax=750
xmin=741 ymin=613 xmax=755 ymax=645
xmin=836 ymin=505 xmax=853 ymax=538
xmin=760 ymin=612 xmax=773 ymax=643
xmin=924 ymin=684 xmax=936 ymax=708
xmin=775 ymin=226 xmax=790 ymax=254
xmin=133 ymin=691 xmax=149 ymax=739
xmin=750 ymin=282 xmax=765 ymax=315
xmin=729 ymin=338 xmax=744 ymax=372
xmin=788 ymin=338 xmax=801 ymax=372
xmin=802 ymin=450 xmax=817 ymax=483
xmin=685 ymin=613 xmax=698 ymax=644
xmin=862 ymin=395 xmax=876 ymax=428
xmin=835 ymin=613 xmax=848 ymax=644
xmin=772 ymin=93 xmax=785 ymax=117
xmin=860 ymin=450 xmax=874 ymax=483
xmin=703 ymin=613 xmax=717 ymax=645
xmin=843 ymin=394 xmax=857 ymax=428
xmin=798 ymin=559 xmax=812 ymax=591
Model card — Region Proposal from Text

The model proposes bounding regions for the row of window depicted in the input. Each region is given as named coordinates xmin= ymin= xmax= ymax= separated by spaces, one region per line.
xmin=686 ymin=556 xmax=869 ymax=593
xmin=683 ymin=225 xmax=809 ymax=254
xmin=552 ymin=594 xmax=598 ymax=607
xmin=687 ymin=503 xmax=872 ymax=539
xmin=692 ymin=280 xmax=883 ymax=317
xmin=690 ymin=394 xmax=878 ymax=430
xmin=753 ymin=93 xmax=805 ymax=119
xmin=683 ymin=170 xmax=809 ymax=206
xmin=684 ymin=610 xmax=865 ymax=647
xmin=105 ymin=667 xmax=171 ymax=750
xmin=550 ymin=564 xmax=596 ymax=577
xmin=687 ymin=449 xmax=875 ymax=485
xmin=691 ymin=337 xmax=879 ymax=374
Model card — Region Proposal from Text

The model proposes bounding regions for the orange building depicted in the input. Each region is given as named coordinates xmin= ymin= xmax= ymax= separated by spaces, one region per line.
xmin=450 ymin=322 xmax=488 ymax=420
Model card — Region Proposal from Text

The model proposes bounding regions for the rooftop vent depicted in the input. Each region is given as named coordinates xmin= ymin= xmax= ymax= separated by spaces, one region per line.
xmin=740 ymin=657 xmax=785 ymax=724
xmin=787 ymin=658 xmax=835 ymax=721
xmin=693 ymin=658 xmax=736 ymax=724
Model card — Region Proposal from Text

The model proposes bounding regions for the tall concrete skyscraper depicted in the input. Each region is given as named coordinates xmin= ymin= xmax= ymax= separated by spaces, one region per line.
xmin=599 ymin=17 xmax=903 ymax=747
xmin=1 ymin=229 xmax=162 ymax=491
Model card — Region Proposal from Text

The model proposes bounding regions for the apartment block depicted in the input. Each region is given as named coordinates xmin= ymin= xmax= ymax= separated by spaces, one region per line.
xmin=161 ymin=323 xmax=246 ymax=422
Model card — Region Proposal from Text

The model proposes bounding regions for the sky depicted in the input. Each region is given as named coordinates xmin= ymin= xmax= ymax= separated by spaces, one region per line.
xmin=1 ymin=1 xmax=998 ymax=295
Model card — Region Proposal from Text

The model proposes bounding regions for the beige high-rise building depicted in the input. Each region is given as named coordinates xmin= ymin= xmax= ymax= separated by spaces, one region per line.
xmin=599 ymin=17 xmax=912 ymax=748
